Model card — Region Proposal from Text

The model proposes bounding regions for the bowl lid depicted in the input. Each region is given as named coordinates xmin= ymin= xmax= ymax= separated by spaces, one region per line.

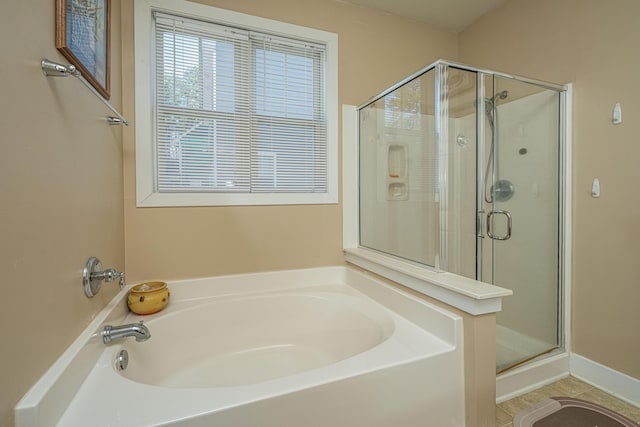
xmin=131 ymin=281 xmax=167 ymax=292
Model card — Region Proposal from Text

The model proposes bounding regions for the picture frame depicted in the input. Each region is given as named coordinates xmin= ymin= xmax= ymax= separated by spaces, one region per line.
xmin=56 ymin=0 xmax=111 ymax=99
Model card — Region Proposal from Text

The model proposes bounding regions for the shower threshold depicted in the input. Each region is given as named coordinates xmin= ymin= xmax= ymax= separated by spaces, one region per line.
xmin=497 ymin=346 xmax=559 ymax=374
xmin=496 ymin=325 xmax=561 ymax=373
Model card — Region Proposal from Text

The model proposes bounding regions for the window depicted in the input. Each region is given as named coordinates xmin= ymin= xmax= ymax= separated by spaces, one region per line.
xmin=134 ymin=0 xmax=338 ymax=206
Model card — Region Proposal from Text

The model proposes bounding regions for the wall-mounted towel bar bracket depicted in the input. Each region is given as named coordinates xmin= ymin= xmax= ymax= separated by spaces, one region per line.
xmin=41 ymin=59 xmax=130 ymax=126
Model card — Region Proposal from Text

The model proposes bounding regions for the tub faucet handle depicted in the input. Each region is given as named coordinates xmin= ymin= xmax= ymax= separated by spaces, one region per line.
xmin=83 ymin=257 xmax=126 ymax=297
xmin=103 ymin=268 xmax=126 ymax=289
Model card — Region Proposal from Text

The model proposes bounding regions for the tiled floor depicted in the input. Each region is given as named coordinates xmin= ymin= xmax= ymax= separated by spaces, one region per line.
xmin=497 ymin=376 xmax=640 ymax=427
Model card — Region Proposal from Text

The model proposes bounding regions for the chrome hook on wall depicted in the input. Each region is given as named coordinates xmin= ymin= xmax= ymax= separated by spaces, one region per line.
xmin=41 ymin=59 xmax=130 ymax=126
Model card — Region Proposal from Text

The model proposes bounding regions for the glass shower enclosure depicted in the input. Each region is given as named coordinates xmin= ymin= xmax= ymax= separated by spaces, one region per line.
xmin=358 ymin=60 xmax=567 ymax=373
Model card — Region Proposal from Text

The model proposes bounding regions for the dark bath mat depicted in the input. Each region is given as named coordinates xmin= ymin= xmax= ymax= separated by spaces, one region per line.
xmin=513 ymin=396 xmax=640 ymax=427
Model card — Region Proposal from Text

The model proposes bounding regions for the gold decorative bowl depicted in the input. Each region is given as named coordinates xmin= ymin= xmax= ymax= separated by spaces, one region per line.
xmin=127 ymin=282 xmax=170 ymax=315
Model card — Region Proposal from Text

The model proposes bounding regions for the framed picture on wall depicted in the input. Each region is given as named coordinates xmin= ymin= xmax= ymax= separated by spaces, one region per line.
xmin=56 ymin=0 xmax=111 ymax=99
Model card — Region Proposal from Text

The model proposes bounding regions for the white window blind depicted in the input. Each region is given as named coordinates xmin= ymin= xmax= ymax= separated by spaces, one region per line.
xmin=153 ymin=12 xmax=328 ymax=195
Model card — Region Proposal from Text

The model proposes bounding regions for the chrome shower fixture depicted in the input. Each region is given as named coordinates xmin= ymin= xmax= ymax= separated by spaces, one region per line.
xmin=491 ymin=90 xmax=509 ymax=102
xmin=483 ymin=90 xmax=510 ymax=204
xmin=485 ymin=90 xmax=509 ymax=117
xmin=40 ymin=59 xmax=130 ymax=126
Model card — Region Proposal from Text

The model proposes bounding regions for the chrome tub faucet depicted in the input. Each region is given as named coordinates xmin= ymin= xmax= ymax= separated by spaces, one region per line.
xmin=101 ymin=321 xmax=151 ymax=344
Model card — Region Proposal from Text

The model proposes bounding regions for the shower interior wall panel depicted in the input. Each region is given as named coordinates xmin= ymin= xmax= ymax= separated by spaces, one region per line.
xmin=360 ymin=110 xmax=437 ymax=265
xmin=443 ymin=67 xmax=478 ymax=279
xmin=359 ymin=72 xmax=439 ymax=268
xmin=447 ymin=113 xmax=477 ymax=279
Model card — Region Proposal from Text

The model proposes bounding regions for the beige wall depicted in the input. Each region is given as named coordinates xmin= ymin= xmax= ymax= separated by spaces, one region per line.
xmin=0 ymin=1 xmax=125 ymax=425
xmin=460 ymin=0 xmax=640 ymax=380
xmin=122 ymin=0 xmax=459 ymax=282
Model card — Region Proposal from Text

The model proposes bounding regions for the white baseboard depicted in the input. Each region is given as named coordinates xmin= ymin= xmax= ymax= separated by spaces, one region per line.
xmin=570 ymin=353 xmax=640 ymax=407
xmin=497 ymin=352 xmax=640 ymax=407
xmin=496 ymin=353 xmax=570 ymax=403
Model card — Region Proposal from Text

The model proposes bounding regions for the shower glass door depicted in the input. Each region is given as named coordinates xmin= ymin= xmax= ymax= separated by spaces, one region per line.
xmin=481 ymin=75 xmax=562 ymax=372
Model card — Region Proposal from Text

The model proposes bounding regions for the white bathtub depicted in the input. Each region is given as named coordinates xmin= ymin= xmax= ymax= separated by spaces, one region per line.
xmin=16 ymin=266 xmax=465 ymax=426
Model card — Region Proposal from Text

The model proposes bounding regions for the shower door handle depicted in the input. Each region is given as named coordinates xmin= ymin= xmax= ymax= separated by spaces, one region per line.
xmin=487 ymin=210 xmax=512 ymax=241
xmin=477 ymin=210 xmax=485 ymax=238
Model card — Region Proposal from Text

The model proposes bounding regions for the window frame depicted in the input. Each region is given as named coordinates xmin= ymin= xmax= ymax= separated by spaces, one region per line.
xmin=134 ymin=0 xmax=338 ymax=207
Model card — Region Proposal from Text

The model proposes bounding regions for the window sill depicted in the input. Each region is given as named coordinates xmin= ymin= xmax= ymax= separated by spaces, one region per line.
xmin=343 ymin=247 xmax=512 ymax=315
xmin=136 ymin=191 xmax=338 ymax=207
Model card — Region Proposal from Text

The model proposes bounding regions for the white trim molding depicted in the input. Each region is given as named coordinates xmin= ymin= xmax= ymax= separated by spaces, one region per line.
xmin=570 ymin=353 xmax=640 ymax=407
xmin=342 ymin=105 xmax=359 ymax=248
xmin=344 ymin=247 xmax=511 ymax=315
xmin=134 ymin=0 xmax=338 ymax=207
xmin=496 ymin=353 xmax=570 ymax=403
xmin=496 ymin=351 xmax=640 ymax=406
